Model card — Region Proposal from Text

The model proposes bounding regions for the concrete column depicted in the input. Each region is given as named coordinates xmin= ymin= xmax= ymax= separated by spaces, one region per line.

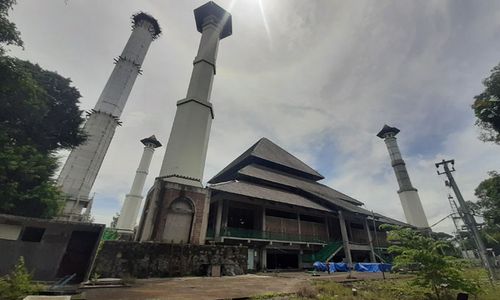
xmin=338 ymin=211 xmax=353 ymax=267
xmin=57 ymin=13 xmax=161 ymax=221
xmin=297 ymin=214 xmax=301 ymax=235
xmin=364 ymin=218 xmax=377 ymax=263
xmin=377 ymin=125 xmax=429 ymax=228
xmin=261 ymin=247 xmax=267 ymax=270
xmin=222 ymin=199 xmax=229 ymax=229
xmin=159 ymin=2 xmax=232 ymax=187
xmin=325 ymin=216 xmax=330 ymax=241
xmin=215 ymin=200 xmax=223 ymax=238
xmin=262 ymin=206 xmax=266 ymax=231
xmin=117 ymin=136 xmax=161 ymax=234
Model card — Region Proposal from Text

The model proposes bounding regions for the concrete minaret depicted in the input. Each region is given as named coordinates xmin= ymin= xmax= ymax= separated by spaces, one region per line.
xmin=158 ymin=1 xmax=232 ymax=187
xmin=136 ymin=2 xmax=232 ymax=244
xmin=116 ymin=135 xmax=161 ymax=235
xmin=57 ymin=13 xmax=161 ymax=221
xmin=377 ymin=125 xmax=429 ymax=228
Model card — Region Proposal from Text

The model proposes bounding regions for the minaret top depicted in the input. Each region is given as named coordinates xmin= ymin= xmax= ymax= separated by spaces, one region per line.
xmin=194 ymin=1 xmax=232 ymax=39
xmin=132 ymin=12 xmax=162 ymax=39
xmin=141 ymin=135 xmax=162 ymax=148
xmin=377 ymin=124 xmax=400 ymax=139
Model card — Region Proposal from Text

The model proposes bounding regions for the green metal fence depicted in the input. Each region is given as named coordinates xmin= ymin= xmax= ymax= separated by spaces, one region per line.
xmin=206 ymin=228 xmax=215 ymax=239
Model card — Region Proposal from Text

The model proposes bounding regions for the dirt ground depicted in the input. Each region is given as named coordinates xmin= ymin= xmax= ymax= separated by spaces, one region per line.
xmin=83 ymin=271 xmax=399 ymax=300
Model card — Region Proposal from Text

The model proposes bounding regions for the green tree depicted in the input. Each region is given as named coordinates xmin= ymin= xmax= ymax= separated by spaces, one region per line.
xmin=473 ymin=64 xmax=500 ymax=144
xmin=474 ymin=171 xmax=500 ymax=227
xmin=0 ymin=0 xmax=22 ymax=55
xmin=0 ymin=0 xmax=86 ymax=218
xmin=385 ymin=226 xmax=481 ymax=300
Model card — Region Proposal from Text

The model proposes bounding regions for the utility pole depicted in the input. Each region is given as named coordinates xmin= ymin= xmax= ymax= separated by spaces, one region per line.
xmin=435 ymin=159 xmax=496 ymax=280
xmin=447 ymin=195 xmax=470 ymax=259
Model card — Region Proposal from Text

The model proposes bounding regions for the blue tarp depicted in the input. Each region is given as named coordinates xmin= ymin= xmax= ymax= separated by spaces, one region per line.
xmin=312 ymin=262 xmax=348 ymax=272
xmin=313 ymin=262 xmax=392 ymax=273
xmin=354 ymin=263 xmax=392 ymax=272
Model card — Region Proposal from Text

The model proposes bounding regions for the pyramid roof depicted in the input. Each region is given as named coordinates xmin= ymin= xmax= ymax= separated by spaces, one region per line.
xmin=208 ymin=137 xmax=324 ymax=183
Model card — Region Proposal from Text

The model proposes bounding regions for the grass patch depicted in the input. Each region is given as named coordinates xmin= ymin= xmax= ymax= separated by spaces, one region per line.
xmin=255 ymin=269 xmax=500 ymax=300
xmin=252 ymin=291 xmax=292 ymax=299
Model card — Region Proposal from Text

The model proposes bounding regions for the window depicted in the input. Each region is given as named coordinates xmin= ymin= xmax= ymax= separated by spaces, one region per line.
xmin=0 ymin=224 xmax=22 ymax=240
xmin=21 ymin=227 xmax=45 ymax=242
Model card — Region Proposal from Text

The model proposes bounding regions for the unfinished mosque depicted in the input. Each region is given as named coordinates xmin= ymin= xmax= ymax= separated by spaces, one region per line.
xmin=51 ymin=1 xmax=415 ymax=274
xmin=205 ymin=138 xmax=408 ymax=270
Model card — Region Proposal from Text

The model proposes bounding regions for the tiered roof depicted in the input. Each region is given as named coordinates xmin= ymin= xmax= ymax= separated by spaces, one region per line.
xmin=209 ymin=137 xmax=408 ymax=226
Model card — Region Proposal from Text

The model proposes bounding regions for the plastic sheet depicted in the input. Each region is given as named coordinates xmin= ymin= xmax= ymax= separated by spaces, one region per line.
xmin=354 ymin=263 xmax=392 ymax=272
xmin=312 ymin=262 xmax=349 ymax=272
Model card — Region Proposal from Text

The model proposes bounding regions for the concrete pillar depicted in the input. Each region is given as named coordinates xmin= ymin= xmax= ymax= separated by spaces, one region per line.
xmin=377 ymin=125 xmax=429 ymax=228
xmin=338 ymin=211 xmax=353 ymax=267
xmin=325 ymin=216 xmax=330 ymax=241
xmin=57 ymin=13 xmax=161 ymax=221
xmin=261 ymin=247 xmax=267 ymax=270
xmin=262 ymin=206 xmax=266 ymax=231
xmin=297 ymin=213 xmax=302 ymax=240
xmin=215 ymin=200 xmax=223 ymax=238
xmin=364 ymin=218 xmax=377 ymax=263
xmin=159 ymin=2 xmax=232 ymax=187
xmin=222 ymin=199 xmax=229 ymax=229
xmin=116 ymin=136 xmax=161 ymax=235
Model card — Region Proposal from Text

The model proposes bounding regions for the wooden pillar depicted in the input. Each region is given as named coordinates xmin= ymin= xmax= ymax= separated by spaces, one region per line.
xmin=364 ymin=218 xmax=377 ymax=262
xmin=215 ymin=200 xmax=223 ymax=238
xmin=338 ymin=211 xmax=353 ymax=267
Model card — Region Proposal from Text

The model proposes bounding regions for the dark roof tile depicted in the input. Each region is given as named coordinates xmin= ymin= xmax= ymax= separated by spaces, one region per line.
xmin=209 ymin=137 xmax=324 ymax=183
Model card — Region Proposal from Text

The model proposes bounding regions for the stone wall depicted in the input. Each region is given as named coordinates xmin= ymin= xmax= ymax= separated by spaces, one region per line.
xmin=94 ymin=241 xmax=247 ymax=278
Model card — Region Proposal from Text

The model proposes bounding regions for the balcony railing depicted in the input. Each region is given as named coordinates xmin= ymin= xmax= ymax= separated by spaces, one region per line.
xmin=206 ymin=228 xmax=215 ymax=239
xmin=220 ymin=227 xmax=329 ymax=244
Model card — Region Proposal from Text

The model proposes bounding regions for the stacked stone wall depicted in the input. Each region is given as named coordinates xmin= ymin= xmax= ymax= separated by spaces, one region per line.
xmin=94 ymin=241 xmax=247 ymax=278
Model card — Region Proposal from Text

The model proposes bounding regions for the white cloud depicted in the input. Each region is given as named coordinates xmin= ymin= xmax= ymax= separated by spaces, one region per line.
xmin=8 ymin=0 xmax=500 ymax=231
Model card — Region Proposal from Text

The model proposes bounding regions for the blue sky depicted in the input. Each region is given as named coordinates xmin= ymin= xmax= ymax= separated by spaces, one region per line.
xmin=8 ymin=0 xmax=500 ymax=232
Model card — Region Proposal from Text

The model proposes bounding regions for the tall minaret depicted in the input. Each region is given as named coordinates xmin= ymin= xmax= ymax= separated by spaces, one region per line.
xmin=57 ymin=13 xmax=161 ymax=221
xmin=116 ymin=135 xmax=161 ymax=236
xmin=377 ymin=125 xmax=429 ymax=228
xmin=136 ymin=2 xmax=232 ymax=244
xmin=158 ymin=2 xmax=232 ymax=187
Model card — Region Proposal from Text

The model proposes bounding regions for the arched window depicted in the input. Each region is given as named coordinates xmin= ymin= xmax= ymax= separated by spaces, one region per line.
xmin=162 ymin=197 xmax=194 ymax=243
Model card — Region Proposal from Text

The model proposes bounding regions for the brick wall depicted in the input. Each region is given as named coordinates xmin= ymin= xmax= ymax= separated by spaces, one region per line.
xmin=148 ymin=182 xmax=210 ymax=244
xmin=94 ymin=241 xmax=247 ymax=278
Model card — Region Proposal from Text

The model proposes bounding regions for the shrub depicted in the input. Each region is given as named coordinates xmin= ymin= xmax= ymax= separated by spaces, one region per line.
xmin=0 ymin=257 xmax=42 ymax=300
xmin=384 ymin=226 xmax=481 ymax=299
